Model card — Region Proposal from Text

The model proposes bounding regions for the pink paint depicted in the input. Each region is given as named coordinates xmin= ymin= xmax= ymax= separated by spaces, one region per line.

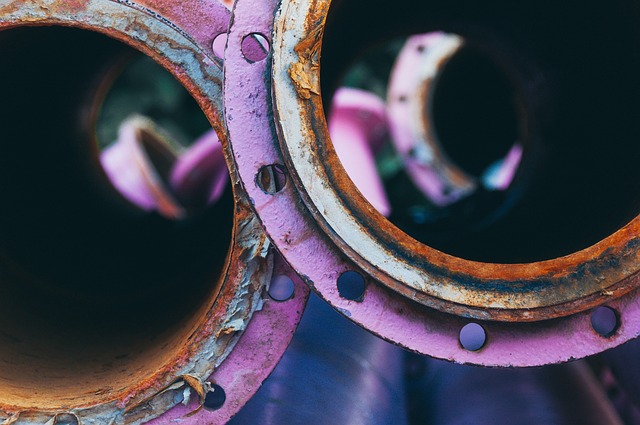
xmin=102 ymin=122 xmax=229 ymax=215
xmin=100 ymin=116 xmax=185 ymax=219
xmin=388 ymin=33 xmax=524 ymax=204
xmin=482 ymin=143 xmax=523 ymax=191
xmin=101 ymin=115 xmax=308 ymax=423
xmin=387 ymin=33 xmax=476 ymax=207
xmin=170 ymin=129 xmax=229 ymax=209
xmin=328 ymin=88 xmax=391 ymax=216
xmin=134 ymin=0 xmax=231 ymax=60
xmin=146 ymin=254 xmax=310 ymax=424
xmin=224 ymin=0 xmax=640 ymax=367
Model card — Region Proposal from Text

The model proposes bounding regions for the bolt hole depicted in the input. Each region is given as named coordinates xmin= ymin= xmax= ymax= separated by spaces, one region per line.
xmin=212 ymin=33 xmax=228 ymax=59
xmin=203 ymin=383 xmax=226 ymax=411
xmin=591 ymin=306 xmax=619 ymax=338
xmin=268 ymin=275 xmax=295 ymax=302
xmin=459 ymin=323 xmax=486 ymax=351
xmin=53 ymin=414 xmax=79 ymax=425
xmin=337 ymin=271 xmax=366 ymax=301
xmin=241 ymin=33 xmax=270 ymax=62
xmin=256 ymin=164 xmax=287 ymax=194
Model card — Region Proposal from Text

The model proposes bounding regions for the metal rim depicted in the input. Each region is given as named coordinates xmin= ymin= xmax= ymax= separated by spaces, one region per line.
xmin=224 ymin=0 xmax=640 ymax=365
xmin=0 ymin=1 xmax=308 ymax=423
xmin=270 ymin=0 xmax=640 ymax=320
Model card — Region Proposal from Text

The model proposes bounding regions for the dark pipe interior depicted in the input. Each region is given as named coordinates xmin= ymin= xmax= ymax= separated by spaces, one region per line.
xmin=431 ymin=44 xmax=520 ymax=177
xmin=323 ymin=0 xmax=640 ymax=263
xmin=0 ymin=27 xmax=233 ymax=407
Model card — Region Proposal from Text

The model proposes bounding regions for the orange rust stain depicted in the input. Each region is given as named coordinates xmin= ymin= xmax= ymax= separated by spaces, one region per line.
xmin=182 ymin=375 xmax=206 ymax=401
xmin=0 ymin=2 xmax=21 ymax=16
xmin=288 ymin=6 xmax=325 ymax=99
xmin=51 ymin=0 xmax=89 ymax=14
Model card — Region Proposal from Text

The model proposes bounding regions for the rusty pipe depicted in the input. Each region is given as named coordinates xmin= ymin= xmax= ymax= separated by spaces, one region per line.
xmin=0 ymin=5 xmax=311 ymax=422
xmin=602 ymin=340 xmax=640 ymax=415
xmin=319 ymin=0 xmax=640 ymax=264
xmin=0 ymin=24 xmax=238 ymax=420
xmin=224 ymin=0 xmax=640 ymax=366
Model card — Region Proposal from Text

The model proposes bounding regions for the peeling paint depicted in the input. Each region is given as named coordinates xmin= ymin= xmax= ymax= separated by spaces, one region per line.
xmin=0 ymin=0 xmax=279 ymax=423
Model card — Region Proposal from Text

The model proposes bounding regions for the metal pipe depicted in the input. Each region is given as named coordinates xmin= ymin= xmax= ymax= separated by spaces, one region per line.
xmin=406 ymin=356 xmax=623 ymax=425
xmin=603 ymin=340 xmax=640 ymax=414
xmin=224 ymin=0 xmax=640 ymax=365
xmin=0 ymin=4 xmax=309 ymax=422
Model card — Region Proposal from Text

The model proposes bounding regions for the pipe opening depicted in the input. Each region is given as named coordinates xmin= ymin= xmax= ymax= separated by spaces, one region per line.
xmin=0 ymin=26 xmax=233 ymax=409
xmin=430 ymin=44 xmax=520 ymax=179
xmin=324 ymin=1 xmax=640 ymax=263
xmin=96 ymin=55 xmax=212 ymax=151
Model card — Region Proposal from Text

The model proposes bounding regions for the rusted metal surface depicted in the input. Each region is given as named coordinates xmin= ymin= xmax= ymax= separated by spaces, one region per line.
xmin=144 ymin=253 xmax=310 ymax=425
xmin=224 ymin=0 xmax=640 ymax=366
xmin=270 ymin=0 xmax=640 ymax=320
xmin=0 ymin=0 xmax=309 ymax=423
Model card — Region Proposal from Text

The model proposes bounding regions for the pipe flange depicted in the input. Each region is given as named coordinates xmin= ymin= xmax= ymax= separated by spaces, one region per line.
xmin=224 ymin=0 xmax=640 ymax=366
xmin=0 ymin=1 xmax=308 ymax=423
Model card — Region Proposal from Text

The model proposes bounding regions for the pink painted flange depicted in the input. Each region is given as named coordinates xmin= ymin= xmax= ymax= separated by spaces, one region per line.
xmin=70 ymin=0 xmax=308 ymax=421
xmin=103 ymin=124 xmax=230 ymax=215
xmin=101 ymin=116 xmax=309 ymax=423
xmin=100 ymin=115 xmax=185 ymax=219
xmin=146 ymin=253 xmax=310 ymax=424
xmin=386 ymin=32 xmax=475 ymax=207
xmin=223 ymin=0 xmax=640 ymax=366
xmin=132 ymin=0 xmax=232 ymax=66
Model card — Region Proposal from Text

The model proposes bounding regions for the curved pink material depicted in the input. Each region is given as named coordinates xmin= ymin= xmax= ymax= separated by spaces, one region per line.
xmin=100 ymin=116 xmax=185 ymax=219
xmin=170 ymin=129 xmax=229 ymax=209
xmin=100 ymin=119 xmax=308 ymax=423
xmin=101 ymin=121 xmax=229 ymax=215
xmin=328 ymin=88 xmax=391 ymax=217
xmin=223 ymin=0 xmax=640 ymax=367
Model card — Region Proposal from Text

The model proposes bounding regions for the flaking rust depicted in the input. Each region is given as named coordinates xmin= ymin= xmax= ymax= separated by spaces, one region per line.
xmin=0 ymin=0 xmax=292 ymax=423
xmin=0 ymin=414 xmax=19 ymax=425
xmin=255 ymin=0 xmax=640 ymax=366
xmin=287 ymin=0 xmax=327 ymax=99
xmin=122 ymin=197 xmax=273 ymax=424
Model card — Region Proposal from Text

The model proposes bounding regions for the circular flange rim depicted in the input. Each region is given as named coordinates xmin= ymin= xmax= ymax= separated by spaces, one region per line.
xmin=268 ymin=0 xmax=640 ymax=320
xmin=0 ymin=1 xmax=308 ymax=423
xmin=223 ymin=0 xmax=640 ymax=365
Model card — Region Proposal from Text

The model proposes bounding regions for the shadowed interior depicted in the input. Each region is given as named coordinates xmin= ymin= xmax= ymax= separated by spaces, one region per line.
xmin=323 ymin=0 xmax=640 ymax=263
xmin=0 ymin=27 xmax=233 ymax=408
xmin=430 ymin=44 xmax=520 ymax=178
